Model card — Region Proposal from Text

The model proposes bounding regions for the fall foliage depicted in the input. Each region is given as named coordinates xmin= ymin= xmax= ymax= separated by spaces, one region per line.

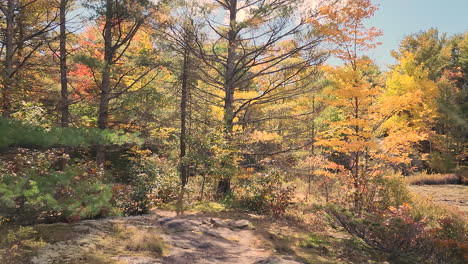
xmin=0 ymin=1 xmax=466 ymax=263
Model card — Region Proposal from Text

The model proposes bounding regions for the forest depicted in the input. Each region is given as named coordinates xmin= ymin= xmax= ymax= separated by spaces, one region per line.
xmin=0 ymin=0 xmax=467 ymax=263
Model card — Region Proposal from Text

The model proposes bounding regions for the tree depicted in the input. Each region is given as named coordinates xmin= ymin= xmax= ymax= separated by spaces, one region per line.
xmin=0 ymin=0 xmax=59 ymax=117
xmin=312 ymin=0 xmax=422 ymax=210
xmin=389 ymin=29 xmax=468 ymax=172
xmin=392 ymin=28 xmax=449 ymax=81
xmin=163 ymin=0 xmax=206 ymax=214
xmin=58 ymin=0 xmax=71 ymax=128
xmin=195 ymin=0 xmax=327 ymax=197
xmin=83 ymin=0 xmax=160 ymax=165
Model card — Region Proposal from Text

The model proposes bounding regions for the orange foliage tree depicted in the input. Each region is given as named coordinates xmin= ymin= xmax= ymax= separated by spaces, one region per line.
xmin=313 ymin=0 xmax=423 ymax=210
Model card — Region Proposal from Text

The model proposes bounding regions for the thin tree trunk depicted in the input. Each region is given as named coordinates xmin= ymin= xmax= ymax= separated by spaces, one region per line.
xmin=59 ymin=0 xmax=69 ymax=170
xmin=60 ymin=0 xmax=69 ymax=128
xmin=308 ymin=96 xmax=316 ymax=198
xmin=96 ymin=0 xmax=113 ymax=166
xmin=177 ymin=41 xmax=191 ymax=215
xmin=199 ymin=174 xmax=206 ymax=201
xmin=353 ymin=96 xmax=361 ymax=211
xmin=2 ymin=0 xmax=15 ymax=117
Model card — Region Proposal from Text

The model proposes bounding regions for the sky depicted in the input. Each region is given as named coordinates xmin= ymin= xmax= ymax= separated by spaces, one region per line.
xmin=367 ymin=0 xmax=468 ymax=69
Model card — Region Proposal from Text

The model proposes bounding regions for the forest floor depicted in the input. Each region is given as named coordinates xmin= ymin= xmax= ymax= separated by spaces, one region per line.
xmin=408 ymin=184 xmax=468 ymax=214
xmin=4 ymin=209 xmax=388 ymax=264
xmin=5 ymin=184 xmax=467 ymax=264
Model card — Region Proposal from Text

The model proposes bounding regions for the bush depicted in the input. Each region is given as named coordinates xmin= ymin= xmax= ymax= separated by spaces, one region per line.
xmin=0 ymin=149 xmax=114 ymax=224
xmin=327 ymin=204 xmax=430 ymax=261
xmin=371 ymin=174 xmax=412 ymax=212
xmin=111 ymin=149 xmax=180 ymax=215
xmin=430 ymin=216 xmax=468 ymax=264
xmin=327 ymin=203 xmax=467 ymax=264
xmin=0 ymin=226 xmax=46 ymax=264
xmin=428 ymin=152 xmax=456 ymax=173
xmin=233 ymin=169 xmax=295 ymax=216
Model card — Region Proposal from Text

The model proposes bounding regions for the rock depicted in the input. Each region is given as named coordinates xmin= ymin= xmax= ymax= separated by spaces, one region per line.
xmin=210 ymin=218 xmax=227 ymax=227
xmin=196 ymin=242 xmax=214 ymax=249
xmin=158 ymin=217 xmax=174 ymax=225
xmin=114 ymin=255 xmax=162 ymax=264
xmin=255 ymin=257 xmax=304 ymax=264
xmin=255 ymin=257 xmax=282 ymax=264
xmin=71 ymin=224 xmax=92 ymax=233
xmin=199 ymin=227 xmax=224 ymax=239
xmin=162 ymin=252 xmax=199 ymax=264
xmin=229 ymin=219 xmax=252 ymax=229
xmin=168 ymin=241 xmax=192 ymax=249
xmin=166 ymin=220 xmax=196 ymax=232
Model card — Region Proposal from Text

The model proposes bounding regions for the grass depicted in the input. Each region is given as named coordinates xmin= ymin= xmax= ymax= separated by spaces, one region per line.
xmin=0 ymin=226 xmax=47 ymax=264
xmin=158 ymin=200 xmax=227 ymax=213
xmin=34 ymin=223 xmax=75 ymax=243
xmin=121 ymin=225 xmax=167 ymax=257
xmin=0 ymin=220 xmax=168 ymax=264
xmin=191 ymin=201 xmax=227 ymax=213
xmin=108 ymin=223 xmax=167 ymax=258
xmin=405 ymin=172 xmax=461 ymax=185
xmin=68 ymin=252 xmax=127 ymax=264
xmin=410 ymin=192 xmax=467 ymax=221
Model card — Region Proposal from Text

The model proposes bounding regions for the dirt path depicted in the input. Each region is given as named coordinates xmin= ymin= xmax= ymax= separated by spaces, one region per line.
xmin=31 ymin=211 xmax=304 ymax=264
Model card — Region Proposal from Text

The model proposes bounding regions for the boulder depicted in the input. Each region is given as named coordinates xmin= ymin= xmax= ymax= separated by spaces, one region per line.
xmin=229 ymin=219 xmax=252 ymax=229
xmin=166 ymin=220 xmax=196 ymax=232
xmin=210 ymin=218 xmax=228 ymax=227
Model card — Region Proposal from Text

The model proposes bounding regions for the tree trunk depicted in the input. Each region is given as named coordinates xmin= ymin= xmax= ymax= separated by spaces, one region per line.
xmin=199 ymin=174 xmax=206 ymax=201
xmin=216 ymin=0 xmax=238 ymax=198
xmin=59 ymin=0 xmax=70 ymax=170
xmin=60 ymin=0 xmax=69 ymax=127
xmin=177 ymin=40 xmax=191 ymax=215
xmin=96 ymin=0 xmax=113 ymax=166
xmin=308 ymin=96 xmax=316 ymax=198
xmin=2 ymin=0 xmax=15 ymax=117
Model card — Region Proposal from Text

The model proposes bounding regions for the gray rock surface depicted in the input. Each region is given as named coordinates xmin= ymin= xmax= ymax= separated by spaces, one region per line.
xmin=31 ymin=212 xmax=305 ymax=264
xmin=229 ymin=219 xmax=252 ymax=229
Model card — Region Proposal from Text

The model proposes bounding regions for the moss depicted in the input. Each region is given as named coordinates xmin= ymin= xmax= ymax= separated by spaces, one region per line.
xmin=191 ymin=201 xmax=227 ymax=213
xmin=299 ymin=233 xmax=329 ymax=249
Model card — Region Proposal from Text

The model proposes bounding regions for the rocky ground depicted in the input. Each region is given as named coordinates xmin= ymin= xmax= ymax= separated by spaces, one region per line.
xmin=30 ymin=211 xmax=304 ymax=264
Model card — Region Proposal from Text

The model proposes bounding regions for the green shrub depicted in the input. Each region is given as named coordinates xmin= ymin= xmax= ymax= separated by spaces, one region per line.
xmin=428 ymin=152 xmax=456 ymax=173
xmin=0 ymin=149 xmax=114 ymax=224
xmin=233 ymin=169 xmax=295 ymax=216
xmin=371 ymin=174 xmax=412 ymax=212
xmin=111 ymin=149 xmax=180 ymax=215
xmin=0 ymin=226 xmax=46 ymax=264
xmin=0 ymin=117 xmax=142 ymax=149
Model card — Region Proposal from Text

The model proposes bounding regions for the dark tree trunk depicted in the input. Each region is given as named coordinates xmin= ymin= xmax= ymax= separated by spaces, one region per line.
xmin=177 ymin=41 xmax=191 ymax=215
xmin=96 ymin=0 xmax=114 ymax=166
xmin=2 ymin=0 xmax=15 ymax=117
xmin=60 ymin=0 xmax=69 ymax=128
xmin=216 ymin=0 xmax=238 ymax=198
xmin=59 ymin=0 xmax=70 ymax=170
